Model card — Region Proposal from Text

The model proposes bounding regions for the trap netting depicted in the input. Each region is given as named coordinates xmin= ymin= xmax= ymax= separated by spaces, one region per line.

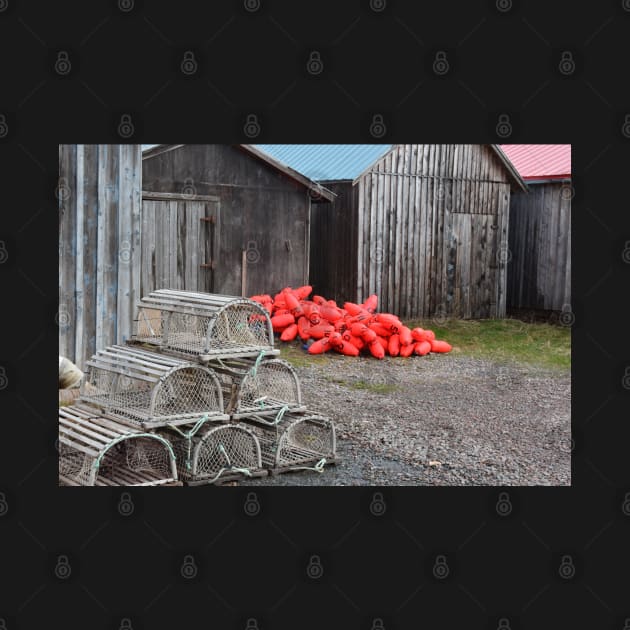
xmin=79 ymin=345 xmax=227 ymax=428
xmin=130 ymin=289 xmax=274 ymax=360
xmin=244 ymin=412 xmax=337 ymax=473
xmin=164 ymin=421 xmax=265 ymax=484
xmin=59 ymin=405 xmax=178 ymax=486
xmin=208 ymin=356 xmax=304 ymax=418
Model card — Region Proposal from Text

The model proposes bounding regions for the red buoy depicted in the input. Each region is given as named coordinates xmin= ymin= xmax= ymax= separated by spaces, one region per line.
xmin=308 ymin=324 xmax=335 ymax=339
xmin=423 ymin=329 xmax=436 ymax=341
xmin=399 ymin=325 xmax=413 ymax=346
xmin=363 ymin=294 xmax=378 ymax=313
xmin=280 ymin=324 xmax=299 ymax=341
xmin=343 ymin=302 xmax=364 ymax=316
xmin=430 ymin=339 xmax=452 ymax=353
xmin=368 ymin=339 xmax=385 ymax=359
xmin=388 ymin=334 xmax=401 ymax=357
xmin=399 ymin=343 xmax=415 ymax=357
xmin=411 ymin=327 xmax=426 ymax=342
xmin=368 ymin=322 xmax=392 ymax=337
xmin=297 ymin=317 xmax=311 ymax=340
xmin=271 ymin=313 xmax=295 ymax=331
xmin=414 ymin=340 xmax=431 ymax=356
xmin=308 ymin=338 xmax=332 ymax=354
xmin=295 ymin=285 xmax=313 ymax=299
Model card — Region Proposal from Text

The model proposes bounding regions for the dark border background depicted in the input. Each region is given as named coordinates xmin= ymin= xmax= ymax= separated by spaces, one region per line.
xmin=1 ymin=0 xmax=629 ymax=628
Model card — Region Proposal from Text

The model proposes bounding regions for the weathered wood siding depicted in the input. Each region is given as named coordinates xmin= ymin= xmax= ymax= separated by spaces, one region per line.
xmin=59 ymin=144 xmax=142 ymax=369
xmin=507 ymin=181 xmax=571 ymax=312
xmin=142 ymin=145 xmax=311 ymax=297
xmin=308 ymin=181 xmax=358 ymax=302
xmin=357 ymin=144 xmax=512 ymax=319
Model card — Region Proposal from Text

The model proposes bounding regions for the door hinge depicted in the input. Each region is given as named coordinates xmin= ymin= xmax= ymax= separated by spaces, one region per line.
xmin=200 ymin=260 xmax=217 ymax=270
xmin=200 ymin=216 xmax=216 ymax=224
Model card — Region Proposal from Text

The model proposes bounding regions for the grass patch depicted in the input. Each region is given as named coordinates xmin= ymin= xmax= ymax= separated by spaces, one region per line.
xmin=404 ymin=317 xmax=571 ymax=371
xmin=350 ymin=380 xmax=400 ymax=394
xmin=278 ymin=341 xmax=330 ymax=368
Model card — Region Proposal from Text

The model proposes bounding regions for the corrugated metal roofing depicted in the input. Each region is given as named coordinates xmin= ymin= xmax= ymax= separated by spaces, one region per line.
xmin=499 ymin=144 xmax=571 ymax=180
xmin=253 ymin=144 xmax=393 ymax=181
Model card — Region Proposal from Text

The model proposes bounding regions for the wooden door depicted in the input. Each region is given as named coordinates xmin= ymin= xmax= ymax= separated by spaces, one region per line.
xmin=140 ymin=192 xmax=220 ymax=295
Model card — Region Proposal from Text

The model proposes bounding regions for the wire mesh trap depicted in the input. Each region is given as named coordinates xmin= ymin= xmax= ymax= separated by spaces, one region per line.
xmin=162 ymin=421 xmax=266 ymax=485
xmin=79 ymin=345 xmax=228 ymax=429
xmin=59 ymin=405 xmax=179 ymax=486
xmin=242 ymin=412 xmax=338 ymax=475
xmin=208 ymin=355 xmax=305 ymax=419
xmin=130 ymin=289 xmax=275 ymax=361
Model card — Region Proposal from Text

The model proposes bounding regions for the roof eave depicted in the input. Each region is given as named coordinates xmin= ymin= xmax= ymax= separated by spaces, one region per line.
xmin=239 ymin=145 xmax=336 ymax=202
xmin=489 ymin=145 xmax=528 ymax=192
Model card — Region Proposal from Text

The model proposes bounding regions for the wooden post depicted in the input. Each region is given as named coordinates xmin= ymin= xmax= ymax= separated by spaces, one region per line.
xmin=241 ymin=249 xmax=247 ymax=297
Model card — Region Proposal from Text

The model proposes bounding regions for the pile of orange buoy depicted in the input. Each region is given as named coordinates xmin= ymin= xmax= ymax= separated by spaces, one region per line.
xmin=249 ymin=286 xmax=452 ymax=359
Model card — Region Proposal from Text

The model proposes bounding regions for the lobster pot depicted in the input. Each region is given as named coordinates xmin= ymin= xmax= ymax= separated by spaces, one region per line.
xmin=210 ymin=357 xmax=304 ymax=419
xmin=79 ymin=345 xmax=228 ymax=428
xmin=59 ymin=405 xmax=179 ymax=486
xmin=244 ymin=412 xmax=337 ymax=474
xmin=164 ymin=423 xmax=266 ymax=485
xmin=131 ymin=289 xmax=275 ymax=361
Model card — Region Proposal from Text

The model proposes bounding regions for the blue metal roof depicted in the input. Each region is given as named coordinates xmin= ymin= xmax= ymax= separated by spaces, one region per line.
xmin=253 ymin=144 xmax=393 ymax=181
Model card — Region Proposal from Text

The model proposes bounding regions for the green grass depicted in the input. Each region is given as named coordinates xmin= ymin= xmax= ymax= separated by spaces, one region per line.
xmin=404 ymin=317 xmax=571 ymax=371
xmin=276 ymin=317 xmax=571 ymax=372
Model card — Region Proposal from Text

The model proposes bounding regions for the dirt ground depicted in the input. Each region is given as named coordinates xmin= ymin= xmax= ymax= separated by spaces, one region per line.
xmin=241 ymin=351 xmax=571 ymax=486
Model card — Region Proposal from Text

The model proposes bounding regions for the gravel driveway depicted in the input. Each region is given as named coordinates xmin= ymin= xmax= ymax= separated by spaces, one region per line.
xmin=241 ymin=352 xmax=571 ymax=486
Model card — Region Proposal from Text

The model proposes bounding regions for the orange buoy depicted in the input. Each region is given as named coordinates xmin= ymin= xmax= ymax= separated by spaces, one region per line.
xmin=308 ymin=338 xmax=332 ymax=354
xmin=280 ymin=324 xmax=299 ymax=341
xmin=307 ymin=305 xmax=321 ymax=325
xmin=423 ymin=329 xmax=436 ymax=341
xmin=411 ymin=327 xmax=426 ymax=342
xmin=367 ymin=339 xmax=385 ymax=359
xmin=283 ymin=291 xmax=300 ymax=311
xmin=295 ymin=285 xmax=313 ymax=299
xmin=388 ymin=334 xmax=400 ymax=357
xmin=334 ymin=319 xmax=347 ymax=332
xmin=399 ymin=325 xmax=413 ymax=346
xmin=312 ymin=295 xmax=327 ymax=305
xmin=375 ymin=313 xmax=401 ymax=326
xmin=399 ymin=342 xmax=415 ymax=357
xmin=328 ymin=331 xmax=343 ymax=349
xmin=414 ymin=340 xmax=431 ymax=356
xmin=271 ymin=313 xmax=295 ymax=331
xmin=308 ymin=324 xmax=334 ymax=339
xmin=368 ymin=322 xmax=392 ymax=337
xmin=430 ymin=339 xmax=452 ymax=353
xmin=376 ymin=335 xmax=389 ymax=351
xmin=272 ymin=308 xmax=291 ymax=317
xmin=343 ymin=301 xmax=364 ymax=316
xmin=363 ymin=294 xmax=378 ymax=313
xmin=347 ymin=334 xmax=365 ymax=350
xmin=348 ymin=311 xmax=371 ymax=323
xmin=337 ymin=340 xmax=360 ymax=356
xmin=297 ymin=317 xmax=311 ymax=340
xmin=320 ymin=305 xmax=343 ymax=322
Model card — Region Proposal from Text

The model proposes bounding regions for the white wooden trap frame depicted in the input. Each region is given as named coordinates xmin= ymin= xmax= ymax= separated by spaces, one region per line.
xmin=129 ymin=289 xmax=277 ymax=361
xmin=207 ymin=355 xmax=306 ymax=419
xmin=242 ymin=411 xmax=338 ymax=475
xmin=59 ymin=404 xmax=180 ymax=486
xmin=160 ymin=418 xmax=266 ymax=485
xmin=79 ymin=345 xmax=228 ymax=429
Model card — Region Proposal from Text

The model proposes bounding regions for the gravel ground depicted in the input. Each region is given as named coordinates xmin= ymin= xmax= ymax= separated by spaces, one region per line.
xmin=240 ymin=353 xmax=571 ymax=486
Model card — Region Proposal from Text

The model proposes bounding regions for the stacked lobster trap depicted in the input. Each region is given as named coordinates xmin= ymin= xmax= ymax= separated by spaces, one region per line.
xmin=59 ymin=290 xmax=338 ymax=486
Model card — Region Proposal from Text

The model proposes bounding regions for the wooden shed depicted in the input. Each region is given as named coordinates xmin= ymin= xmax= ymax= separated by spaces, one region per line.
xmin=501 ymin=145 xmax=571 ymax=314
xmin=256 ymin=144 xmax=526 ymax=319
xmin=141 ymin=144 xmax=334 ymax=299
xmin=59 ymin=144 xmax=142 ymax=370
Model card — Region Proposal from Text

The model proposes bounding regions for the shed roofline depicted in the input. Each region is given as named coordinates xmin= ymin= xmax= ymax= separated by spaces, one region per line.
xmin=349 ymin=144 xmax=528 ymax=192
xmin=239 ymin=145 xmax=336 ymax=202
xmin=489 ymin=145 xmax=528 ymax=192
xmin=142 ymin=144 xmax=336 ymax=202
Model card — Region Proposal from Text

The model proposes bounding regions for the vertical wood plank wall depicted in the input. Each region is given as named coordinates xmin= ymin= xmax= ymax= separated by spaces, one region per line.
xmin=357 ymin=144 xmax=512 ymax=319
xmin=506 ymin=182 xmax=571 ymax=312
xmin=59 ymin=144 xmax=142 ymax=369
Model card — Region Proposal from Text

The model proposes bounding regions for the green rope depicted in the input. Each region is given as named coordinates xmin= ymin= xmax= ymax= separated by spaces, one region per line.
xmin=251 ymin=405 xmax=289 ymax=426
xmin=288 ymin=458 xmax=327 ymax=473
xmin=167 ymin=414 xmax=211 ymax=471
xmin=203 ymin=442 xmax=252 ymax=484
xmin=248 ymin=349 xmax=266 ymax=379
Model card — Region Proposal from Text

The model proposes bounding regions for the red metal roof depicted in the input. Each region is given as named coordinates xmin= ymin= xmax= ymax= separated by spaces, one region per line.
xmin=499 ymin=144 xmax=571 ymax=180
